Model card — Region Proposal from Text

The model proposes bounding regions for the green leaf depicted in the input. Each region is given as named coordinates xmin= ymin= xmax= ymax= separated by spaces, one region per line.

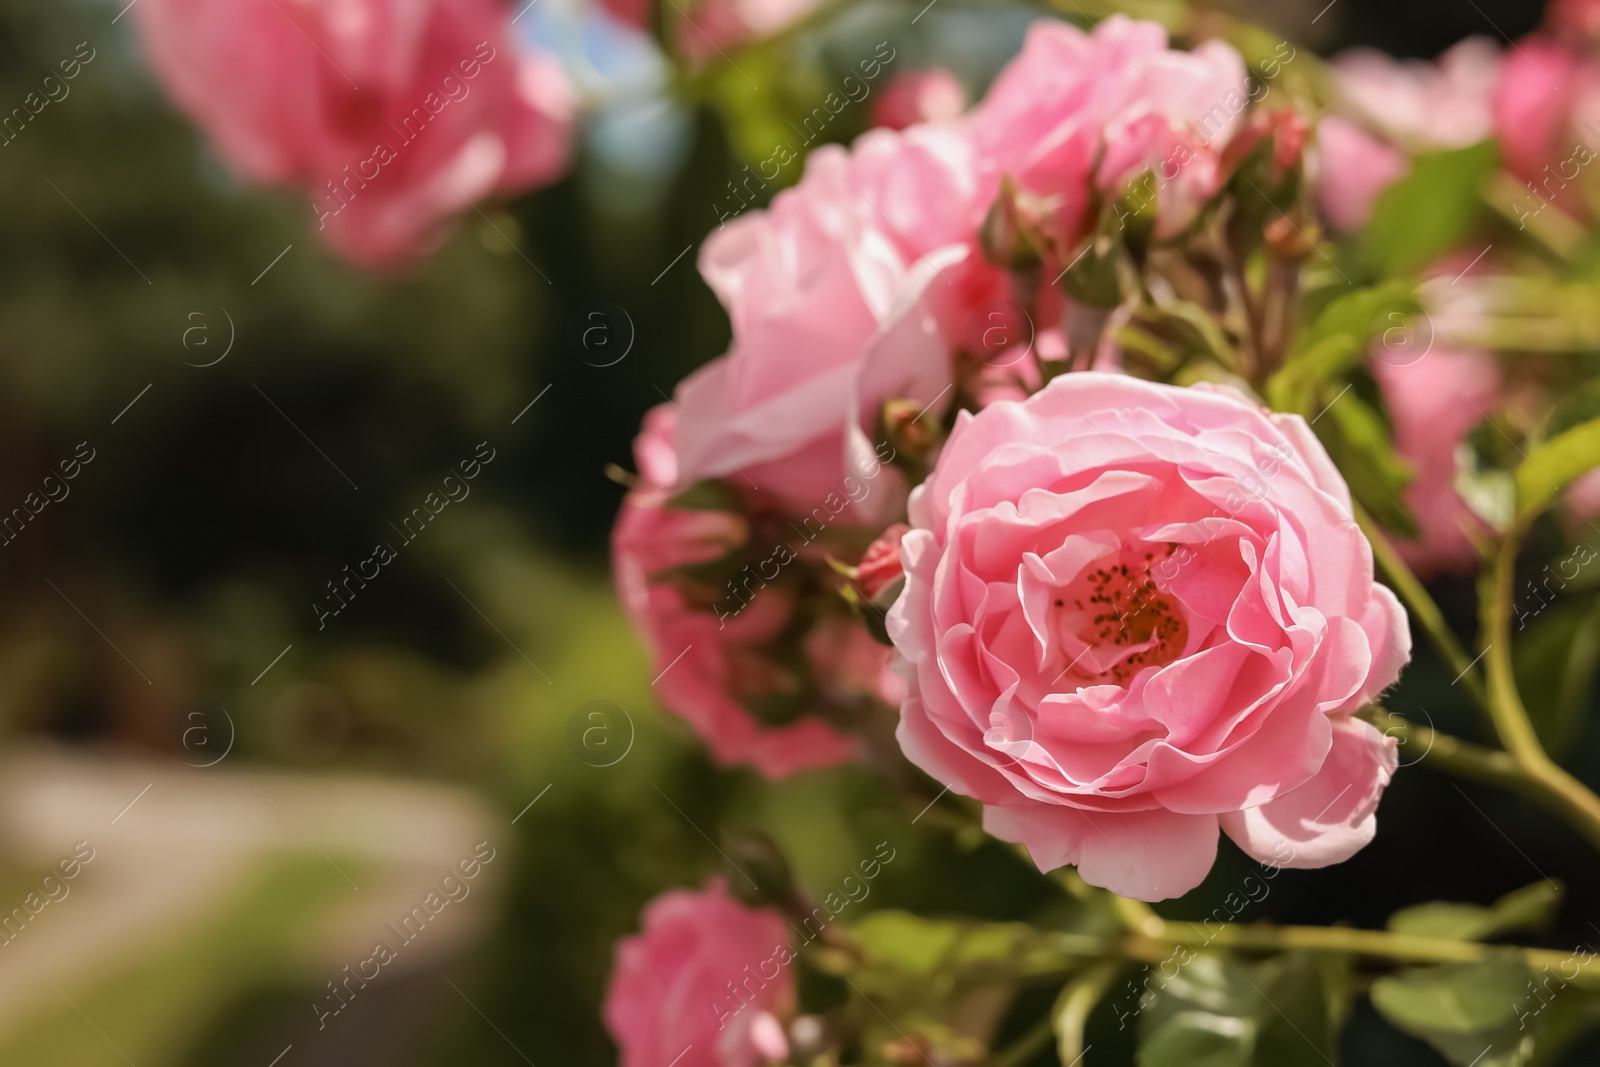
xmin=1371 ymin=959 xmax=1535 ymax=1066
xmin=1389 ymin=882 xmax=1562 ymax=942
xmin=1482 ymin=882 xmax=1565 ymax=938
xmin=1390 ymin=903 xmax=1501 ymax=941
xmin=1516 ymin=597 xmax=1600 ymax=755
xmin=1138 ymin=952 xmax=1349 ymax=1066
xmin=1059 ymin=232 xmax=1131 ymax=309
xmin=1527 ymin=986 xmax=1600 ymax=1066
xmin=1515 ymin=415 xmax=1600 ymax=523
xmin=1267 ymin=282 xmax=1419 ymax=415
xmin=1126 ymin=298 xmax=1242 ymax=376
xmin=1365 ymin=141 xmax=1499 ymax=276
xmin=1140 ymin=1012 xmax=1254 ymax=1067
xmin=850 ymin=912 xmax=961 ymax=975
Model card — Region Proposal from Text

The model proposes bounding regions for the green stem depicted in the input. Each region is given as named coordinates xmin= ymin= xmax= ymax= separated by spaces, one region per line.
xmin=988 ymin=1013 xmax=1057 ymax=1067
xmin=1480 ymin=531 xmax=1600 ymax=851
xmin=1132 ymin=920 xmax=1600 ymax=989
xmin=1362 ymin=708 xmax=1537 ymax=798
xmin=1483 ymin=176 xmax=1586 ymax=263
xmin=1053 ymin=960 xmax=1123 ymax=1065
xmin=1354 ymin=505 xmax=1491 ymax=718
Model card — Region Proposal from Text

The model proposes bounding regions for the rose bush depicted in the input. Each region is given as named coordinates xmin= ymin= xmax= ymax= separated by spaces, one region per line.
xmin=886 ymin=375 xmax=1408 ymax=899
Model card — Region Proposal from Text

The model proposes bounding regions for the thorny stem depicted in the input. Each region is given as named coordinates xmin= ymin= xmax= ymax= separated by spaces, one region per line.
xmin=1480 ymin=529 xmax=1600 ymax=852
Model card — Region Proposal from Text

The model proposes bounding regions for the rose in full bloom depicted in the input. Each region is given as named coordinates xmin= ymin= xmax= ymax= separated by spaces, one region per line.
xmin=887 ymin=374 xmax=1409 ymax=899
xmin=1372 ymin=349 xmax=1501 ymax=577
xmin=1315 ymin=38 xmax=1499 ymax=230
xmin=136 ymin=0 xmax=574 ymax=263
xmin=873 ymin=69 xmax=968 ymax=131
xmin=973 ymin=16 xmax=1248 ymax=242
xmin=604 ymin=879 xmax=794 ymax=1067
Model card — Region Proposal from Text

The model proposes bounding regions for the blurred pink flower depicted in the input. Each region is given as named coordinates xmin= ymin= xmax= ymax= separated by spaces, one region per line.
xmin=1314 ymin=117 xmax=1408 ymax=231
xmin=675 ymin=0 xmax=819 ymax=62
xmin=1372 ymin=349 xmax=1501 ymax=577
xmin=887 ymin=375 xmax=1408 ymax=899
xmin=604 ymin=879 xmax=794 ymax=1067
xmin=612 ymin=406 xmax=859 ymax=778
xmin=973 ymin=16 xmax=1248 ymax=241
xmin=1548 ymin=0 xmax=1600 ymax=43
xmin=1568 ymin=467 xmax=1600 ymax=529
xmin=136 ymin=0 xmax=574 ymax=264
xmin=1316 ymin=38 xmax=1499 ymax=231
xmin=1488 ymin=33 xmax=1600 ymax=233
xmin=1334 ymin=39 xmax=1500 ymax=150
xmin=598 ymin=0 xmax=653 ymax=29
xmin=872 ymin=69 xmax=968 ymax=130
xmin=1491 ymin=36 xmax=1583 ymax=182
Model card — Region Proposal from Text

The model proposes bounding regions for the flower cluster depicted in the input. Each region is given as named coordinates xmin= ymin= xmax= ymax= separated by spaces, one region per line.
xmin=611 ymin=12 xmax=1408 ymax=913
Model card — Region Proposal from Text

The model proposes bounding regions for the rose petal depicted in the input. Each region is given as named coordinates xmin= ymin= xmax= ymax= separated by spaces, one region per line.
xmin=1219 ymin=715 xmax=1397 ymax=868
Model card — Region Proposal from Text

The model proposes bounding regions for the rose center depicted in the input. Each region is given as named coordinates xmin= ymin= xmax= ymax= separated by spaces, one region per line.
xmin=1052 ymin=544 xmax=1188 ymax=685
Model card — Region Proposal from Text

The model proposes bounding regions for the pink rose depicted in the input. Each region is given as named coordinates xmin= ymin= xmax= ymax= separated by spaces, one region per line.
xmin=872 ymin=69 xmax=968 ymax=131
xmin=886 ymin=374 xmax=1409 ymax=900
xmin=974 ymin=16 xmax=1248 ymax=241
xmin=678 ymin=123 xmax=995 ymax=521
xmin=1372 ymin=349 xmax=1501 ymax=577
xmin=612 ymin=406 xmax=859 ymax=778
xmin=604 ymin=879 xmax=794 ymax=1067
xmin=136 ymin=0 xmax=574 ymax=264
